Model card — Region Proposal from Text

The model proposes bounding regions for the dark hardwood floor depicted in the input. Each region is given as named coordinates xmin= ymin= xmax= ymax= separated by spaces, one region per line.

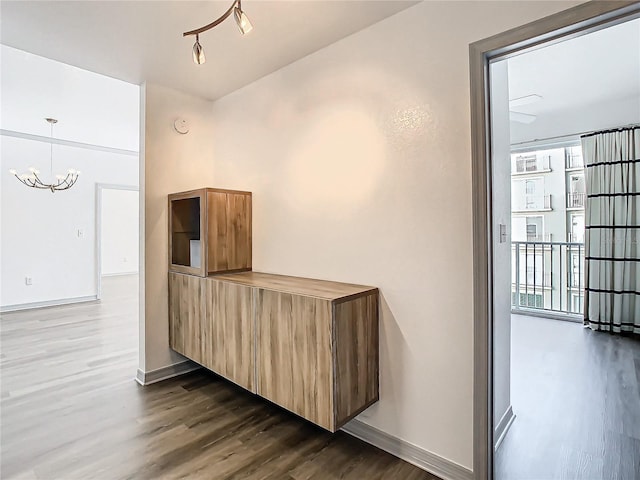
xmin=0 ymin=275 xmax=436 ymax=480
xmin=496 ymin=314 xmax=640 ymax=480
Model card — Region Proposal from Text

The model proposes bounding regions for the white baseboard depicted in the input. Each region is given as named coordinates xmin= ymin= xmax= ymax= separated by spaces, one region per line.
xmin=341 ymin=419 xmax=473 ymax=480
xmin=0 ymin=295 xmax=98 ymax=313
xmin=102 ymin=271 xmax=139 ymax=277
xmin=494 ymin=405 xmax=516 ymax=451
xmin=135 ymin=360 xmax=201 ymax=386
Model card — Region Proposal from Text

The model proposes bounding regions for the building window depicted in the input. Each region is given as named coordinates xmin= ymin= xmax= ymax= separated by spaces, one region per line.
xmin=570 ymin=214 xmax=585 ymax=243
xmin=566 ymin=145 xmax=584 ymax=169
xmin=515 ymin=154 xmax=537 ymax=173
xmin=526 ymin=216 xmax=543 ymax=241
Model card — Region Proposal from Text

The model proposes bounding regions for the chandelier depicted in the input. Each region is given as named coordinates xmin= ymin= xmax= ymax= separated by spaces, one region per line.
xmin=9 ymin=118 xmax=80 ymax=193
xmin=184 ymin=0 xmax=253 ymax=65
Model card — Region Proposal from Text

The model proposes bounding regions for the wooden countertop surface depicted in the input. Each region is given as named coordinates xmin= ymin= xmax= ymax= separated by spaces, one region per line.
xmin=210 ymin=271 xmax=377 ymax=301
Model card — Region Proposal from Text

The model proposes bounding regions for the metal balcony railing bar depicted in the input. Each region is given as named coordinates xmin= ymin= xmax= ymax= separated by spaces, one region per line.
xmin=567 ymin=192 xmax=586 ymax=208
xmin=512 ymin=241 xmax=585 ymax=317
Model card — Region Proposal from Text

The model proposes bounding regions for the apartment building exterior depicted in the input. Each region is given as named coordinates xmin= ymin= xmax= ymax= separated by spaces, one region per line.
xmin=511 ymin=144 xmax=585 ymax=315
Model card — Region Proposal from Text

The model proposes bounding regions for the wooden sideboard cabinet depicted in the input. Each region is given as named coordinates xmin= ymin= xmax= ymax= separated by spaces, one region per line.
xmin=168 ymin=188 xmax=252 ymax=277
xmin=168 ymin=271 xmax=379 ymax=432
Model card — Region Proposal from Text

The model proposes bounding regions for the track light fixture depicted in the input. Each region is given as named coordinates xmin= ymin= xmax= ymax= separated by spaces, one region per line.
xmin=183 ymin=0 xmax=253 ymax=65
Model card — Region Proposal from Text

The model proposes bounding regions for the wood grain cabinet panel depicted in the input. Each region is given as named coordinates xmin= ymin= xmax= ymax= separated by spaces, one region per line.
xmin=202 ymin=279 xmax=254 ymax=392
xmin=256 ymin=289 xmax=334 ymax=430
xmin=334 ymin=293 xmax=379 ymax=427
xmin=207 ymin=191 xmax=252 ymax=273
xmin=168 ymin=272 xmax=205 ymax=363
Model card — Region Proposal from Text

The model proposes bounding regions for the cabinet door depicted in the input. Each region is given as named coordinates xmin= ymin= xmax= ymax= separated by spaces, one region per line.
xmin=168 ymin=272 xmax=205 ymax=362
xmin=202 ymin=280 xmax=254 ymax=391
xmin=256 ymin=289 xmax=334 ymax=430
xmin=207 ymin=192 xmax=252 ymax=273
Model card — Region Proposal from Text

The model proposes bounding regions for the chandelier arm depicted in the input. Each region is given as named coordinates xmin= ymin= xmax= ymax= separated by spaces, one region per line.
xmin=32 ymin=172 xmax=46 ymax=186
xmin=183 ymin=0 xmax=239 ymax=37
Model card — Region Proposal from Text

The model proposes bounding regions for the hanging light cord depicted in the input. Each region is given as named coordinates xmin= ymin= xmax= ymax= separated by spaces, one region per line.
xmin=49 ymin=120 xmax=54 ymax=178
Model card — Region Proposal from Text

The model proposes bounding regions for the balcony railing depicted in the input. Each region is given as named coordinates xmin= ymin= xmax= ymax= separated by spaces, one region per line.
xmin=512 ymin=195 xmax=552 ymax=212
xmin=512 ymin=241 xmax=585 ymax=316
xmin=568 ymin=232 xmax=584 ymax=243
xmin=567 ymin=192 xmax=585 ymax=208
xmin=526 ymin=233 xmax=552 ymax=242
xmin=513 ymin=155 xmax=551 ymax=174
xmin=566 ymin=154 xmax=584 ymax=169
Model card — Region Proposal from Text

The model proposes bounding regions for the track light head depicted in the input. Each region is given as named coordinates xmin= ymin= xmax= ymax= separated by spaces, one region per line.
xmin=233 ymin=5 xmax=253 ymax=35
xmin=192 ymin=34 xmax=206 ymax=64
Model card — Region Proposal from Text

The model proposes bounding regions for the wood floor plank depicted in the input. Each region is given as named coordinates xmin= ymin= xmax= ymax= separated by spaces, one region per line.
xmin=495 ymin=314 xmax=640 ymax=480
xmin=1 ymin=275 xmax=436 ymax=480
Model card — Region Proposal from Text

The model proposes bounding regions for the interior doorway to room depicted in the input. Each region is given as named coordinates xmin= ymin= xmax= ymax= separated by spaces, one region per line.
xmin=96 ymin=184 xmax=139 ymax=299
xmin=489 ymin=16 xmax=639 ymax=480
xmin=470 ymin=3 xmax=640 ymax=480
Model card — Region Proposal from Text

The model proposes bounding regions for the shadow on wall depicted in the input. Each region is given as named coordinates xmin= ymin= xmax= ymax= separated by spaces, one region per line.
xmin=358 ymin=292 xmax=409 ymax=434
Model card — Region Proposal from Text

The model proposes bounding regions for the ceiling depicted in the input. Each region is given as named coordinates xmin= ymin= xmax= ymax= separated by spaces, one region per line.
xmin=507 ymin=18 xmax=640 ymax=117
xmin=0 ymin=1 xmax=418 ymax=101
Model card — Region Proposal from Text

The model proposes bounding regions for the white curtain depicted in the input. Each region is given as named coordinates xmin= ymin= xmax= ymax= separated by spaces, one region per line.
xmin=582 ymin=126 xmax=640 ymax=334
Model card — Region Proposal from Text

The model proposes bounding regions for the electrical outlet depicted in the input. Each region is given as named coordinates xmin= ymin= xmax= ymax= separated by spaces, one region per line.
xmin=25 ymin=277 xmax=32 ymax=286
xmin=123 ymin=257 xmax=128 ymax=263
xmin=77 ymin=229 xmax=84 ymax=238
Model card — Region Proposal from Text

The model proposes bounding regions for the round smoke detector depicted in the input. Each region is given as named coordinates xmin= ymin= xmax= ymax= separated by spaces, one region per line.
xmin=174 ymin=118 xmax=189 ymax=134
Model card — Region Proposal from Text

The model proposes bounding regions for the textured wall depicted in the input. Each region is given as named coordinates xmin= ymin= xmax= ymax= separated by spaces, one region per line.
xmin=207 ymin=0 xmax=583 ymax=468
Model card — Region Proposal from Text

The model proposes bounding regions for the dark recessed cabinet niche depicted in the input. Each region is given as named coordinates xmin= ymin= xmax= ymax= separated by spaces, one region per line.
xmin=168 ymin=188 xmax=252 ymax=277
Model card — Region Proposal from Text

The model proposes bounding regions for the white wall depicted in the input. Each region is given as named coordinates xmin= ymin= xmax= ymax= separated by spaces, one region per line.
xmin=141 ymin=82 xmax=216 ymax=373
xmin=0 ymin=47 xmax=139 ymax=309
xmin=0 ymin=140 xmax=138 ymax=307
xmin=101 ymin=188 xmax=139 ymax=276
xmin=204 ymin=0 xmax=582 ymax=469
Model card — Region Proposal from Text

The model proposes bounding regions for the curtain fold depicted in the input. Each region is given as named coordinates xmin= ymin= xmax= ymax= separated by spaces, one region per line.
xmin=582 ymin=126 xmax=640 ymax=334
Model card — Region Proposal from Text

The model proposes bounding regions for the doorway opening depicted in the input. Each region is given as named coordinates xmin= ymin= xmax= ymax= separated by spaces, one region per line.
xmin=470 ymin=3 xmax=640 ymax=480
xmin=96 ymin=184 xmax=140 ymax=299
